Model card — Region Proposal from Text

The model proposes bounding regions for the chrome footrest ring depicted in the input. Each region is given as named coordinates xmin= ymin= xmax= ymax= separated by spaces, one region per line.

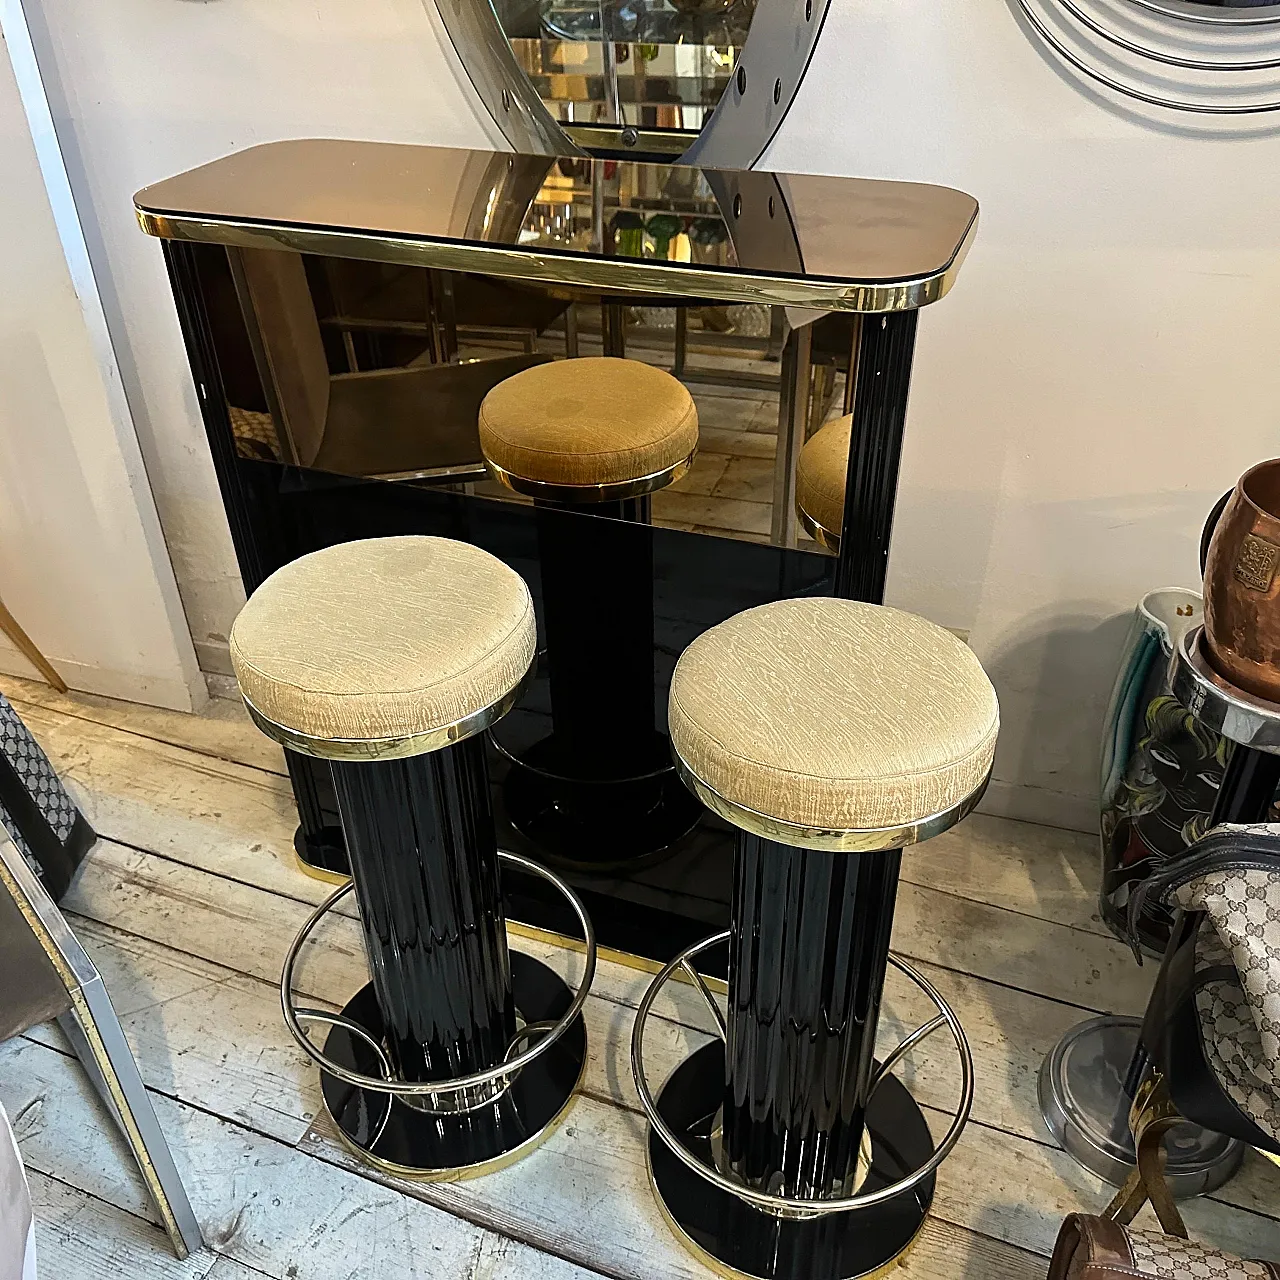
xmin=280 ymin=849 xmax=596 ymax=1104
xmin=630 ymin=931 xmax=974 ymax=1217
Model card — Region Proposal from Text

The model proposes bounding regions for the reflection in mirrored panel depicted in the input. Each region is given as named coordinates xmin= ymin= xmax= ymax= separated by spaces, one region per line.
xmin=214 ymin=241 xmax=850 ymax=554
xmin=495 ymin=0 xmax=753 ymax=135
xmin=441 ymin=0 xmax=832 ymax=167
xmin=511 ymin=38 xmax=735 ymax=134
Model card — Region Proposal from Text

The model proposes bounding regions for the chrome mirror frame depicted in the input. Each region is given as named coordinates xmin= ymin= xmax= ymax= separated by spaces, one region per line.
xmin=426 ymin=0 xmax=834 ymax=167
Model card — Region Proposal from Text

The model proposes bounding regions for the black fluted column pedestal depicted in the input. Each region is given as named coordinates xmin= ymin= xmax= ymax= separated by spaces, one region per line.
xmin=318 ymin=735 xmax=587 ymax=1177
xmin=722 ymin=837 xmax=901 ymax=1200
xmin=501 ymin=499 xmax=701 ymax=868
xmin=648 ymin=833 xmax=936 ymax=1280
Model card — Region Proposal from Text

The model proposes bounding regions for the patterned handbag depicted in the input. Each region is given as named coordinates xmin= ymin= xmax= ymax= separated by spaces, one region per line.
xmin=1047 ymin=1214 xmax=1280 ymax=1278
xmin=1127 ymin=821 xmax=1280 ymax=1157
xmin=0 ymin=694 xmax=94 ymax=901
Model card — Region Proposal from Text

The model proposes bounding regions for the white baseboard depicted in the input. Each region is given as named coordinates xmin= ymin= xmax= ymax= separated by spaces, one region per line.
xmin=0 ymin=644 xmax=200 ymax=712
xmin=978 ymin=776 xmax=1096 ymax=836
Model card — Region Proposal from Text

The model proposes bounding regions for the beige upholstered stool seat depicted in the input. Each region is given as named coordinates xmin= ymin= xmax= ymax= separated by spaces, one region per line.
xmin=669 ymin=598 xmax=999 ymax=843
xmin=795 ymin=413 xmax=852 ymax=550
xmin=229 ymin=536 xmax=536 ymax=754
xmin=478 ymin=356 xmax=698 ymax=499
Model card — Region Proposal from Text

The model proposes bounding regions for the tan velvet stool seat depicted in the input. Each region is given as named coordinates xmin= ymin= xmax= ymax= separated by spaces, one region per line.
xmin=669 ymin=596 xmax=999 ymax=844
xmin=478 ymin=356 xmax=698 ymax=500
xmin=795 ymin=413 xmax=852 ymax=551
xmin=229 ymin=535 xmax=536 ymax=753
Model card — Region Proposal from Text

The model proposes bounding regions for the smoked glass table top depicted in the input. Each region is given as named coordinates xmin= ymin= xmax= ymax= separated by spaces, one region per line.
xmin=135 ymin=139 xmax=978 ymax=312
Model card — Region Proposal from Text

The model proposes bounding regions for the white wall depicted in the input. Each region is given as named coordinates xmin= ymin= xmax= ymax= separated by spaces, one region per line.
xmin=20 ymin=0 xmax=493 ymax=675
xmin=22 ymin=0 xmax=1279 ymax=826
xmin=0 ymin=25 xmax=204 ymax=710
xmin=763 ymin=0 xmax=1280 ymax=831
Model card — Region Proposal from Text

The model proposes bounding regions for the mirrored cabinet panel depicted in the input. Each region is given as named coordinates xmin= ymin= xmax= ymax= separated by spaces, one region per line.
xmin=216 ymin=243 xmax=846 ymax=552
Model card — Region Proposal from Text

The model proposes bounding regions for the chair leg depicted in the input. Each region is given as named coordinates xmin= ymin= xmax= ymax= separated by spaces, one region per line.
xmin=0 ymin=600 xmax=66 ymax=693
xmin=60 ymin=977 xmax=203 ymax=1258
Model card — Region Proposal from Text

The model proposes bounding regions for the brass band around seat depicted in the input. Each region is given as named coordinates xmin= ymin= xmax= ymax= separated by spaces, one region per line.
xmin=631 ymin=931 xmax=975 ymax=1217
xmin=673 ymin=758 xmax=992 ymax=853
xmin=798 ymin=505 xmax=840 ymax=552
xmin=280 ymin=848 xmax=597 ymax=1103
xmin=484 ymin=450 xmax=697 ymax=504
xmin=241 ymin=673 xmax=529 ymax=763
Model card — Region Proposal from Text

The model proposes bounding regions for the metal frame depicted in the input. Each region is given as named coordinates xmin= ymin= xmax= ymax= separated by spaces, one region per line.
xmin=1017 ymin=0 xmax=1280 ymax=114
xmin=680 ymin=0 xmax=835 ymax=169
xmin=484 ymin=449 xmax=697 ymax=504
xmin=674 ymin=758 xmax=992 ymax=853
xmin=240 ymin=671 xmax=530 ymax=763
xmin=1128 ymin=0 xmax=1280 ymax=25
xmin=770 ymin=322 xmax=812 ymax=547
xmin=631 ymin=932 xmax=974 ymax=1216
xmin=1170 ymin=625 xmax=1280 ymax=754
xmin=280 ymin=849 xmax=597 ymax=1105
xmin=420 ymin=0 xmax=580 ymax=155
xmin=134 ymin=208 xmax=979 ymax=317
xmin=798 ymin=504 xmax=839 ymax=552
xmin=0 ymin=839 xmax=202 ymax=1257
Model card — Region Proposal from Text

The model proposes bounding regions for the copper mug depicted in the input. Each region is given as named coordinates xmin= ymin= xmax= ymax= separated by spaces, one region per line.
xmin=1203 ymin=457 xmax=1280 ymax=703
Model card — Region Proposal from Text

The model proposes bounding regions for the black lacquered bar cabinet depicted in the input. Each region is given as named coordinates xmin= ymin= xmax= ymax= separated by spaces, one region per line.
xmin=135 ymin=137 xmax=978 ymax=966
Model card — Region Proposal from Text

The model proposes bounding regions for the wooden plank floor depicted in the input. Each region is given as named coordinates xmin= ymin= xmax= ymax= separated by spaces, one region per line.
xmin=2 ymin=673 xmax=1278 ymax=1279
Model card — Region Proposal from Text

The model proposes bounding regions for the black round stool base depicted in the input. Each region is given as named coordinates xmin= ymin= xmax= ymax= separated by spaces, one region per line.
xmin=503 ymin=731 xmax=703 ymax=870
xmin=649 ymin=1042 xmax=935 ymax=1280
xmin=292 ymin=824 xmax=350 ymax=883
xmin=320 ymin=951 xmax=586 ymax=1179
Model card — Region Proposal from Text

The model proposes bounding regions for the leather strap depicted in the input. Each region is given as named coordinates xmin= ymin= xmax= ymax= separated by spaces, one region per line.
xmin=1048 ymin=1214 xmax=1136 ymax=1278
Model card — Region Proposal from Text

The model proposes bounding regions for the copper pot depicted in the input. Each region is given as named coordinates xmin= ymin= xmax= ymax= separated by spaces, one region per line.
xmin=1203 ymin=457 xmax=1280 ymax=703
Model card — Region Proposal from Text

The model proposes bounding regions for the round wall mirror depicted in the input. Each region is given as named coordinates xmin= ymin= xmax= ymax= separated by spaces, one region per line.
xmin=429 ymin=0 xmax=832 ymax=168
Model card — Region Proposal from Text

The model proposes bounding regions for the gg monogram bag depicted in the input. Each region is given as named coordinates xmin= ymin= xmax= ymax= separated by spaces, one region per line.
xmin=1047 ymin=1214 xmax=1280 ymax=1279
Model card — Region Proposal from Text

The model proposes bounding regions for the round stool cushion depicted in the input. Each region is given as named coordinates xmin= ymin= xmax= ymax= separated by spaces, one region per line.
xmin=669 ymin=598 xmax=999 ymax=833
xmin=796 ymin=413 xmax=852 ymax=540
xmin=478 ymin=357 xmax=698 ymax=491
xmin=229 ymin=536 xmax=536 ymax=745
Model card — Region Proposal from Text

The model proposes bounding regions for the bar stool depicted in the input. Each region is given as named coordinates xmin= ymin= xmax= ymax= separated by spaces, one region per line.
xmin=795 ymin=413 xmax=851 ymax=551
xmin=229 ymin=536 xmax=596 ymax=1177
xmin=632 ymin=597 xmax=999 ymax=1280
xmin=478 ymin=356 xmax=702 ymax=866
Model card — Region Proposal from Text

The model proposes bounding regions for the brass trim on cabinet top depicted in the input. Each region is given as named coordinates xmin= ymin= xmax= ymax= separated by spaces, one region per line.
xmin=134 ymin=140 xmax=979 ymax=314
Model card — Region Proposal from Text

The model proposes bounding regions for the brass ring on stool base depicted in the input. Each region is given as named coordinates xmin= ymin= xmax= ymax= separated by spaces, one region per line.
xmin=281 ymin=849 xmax=595 ymax=1179
xmin=633 ymin=935 xmax=974 ymax=1280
